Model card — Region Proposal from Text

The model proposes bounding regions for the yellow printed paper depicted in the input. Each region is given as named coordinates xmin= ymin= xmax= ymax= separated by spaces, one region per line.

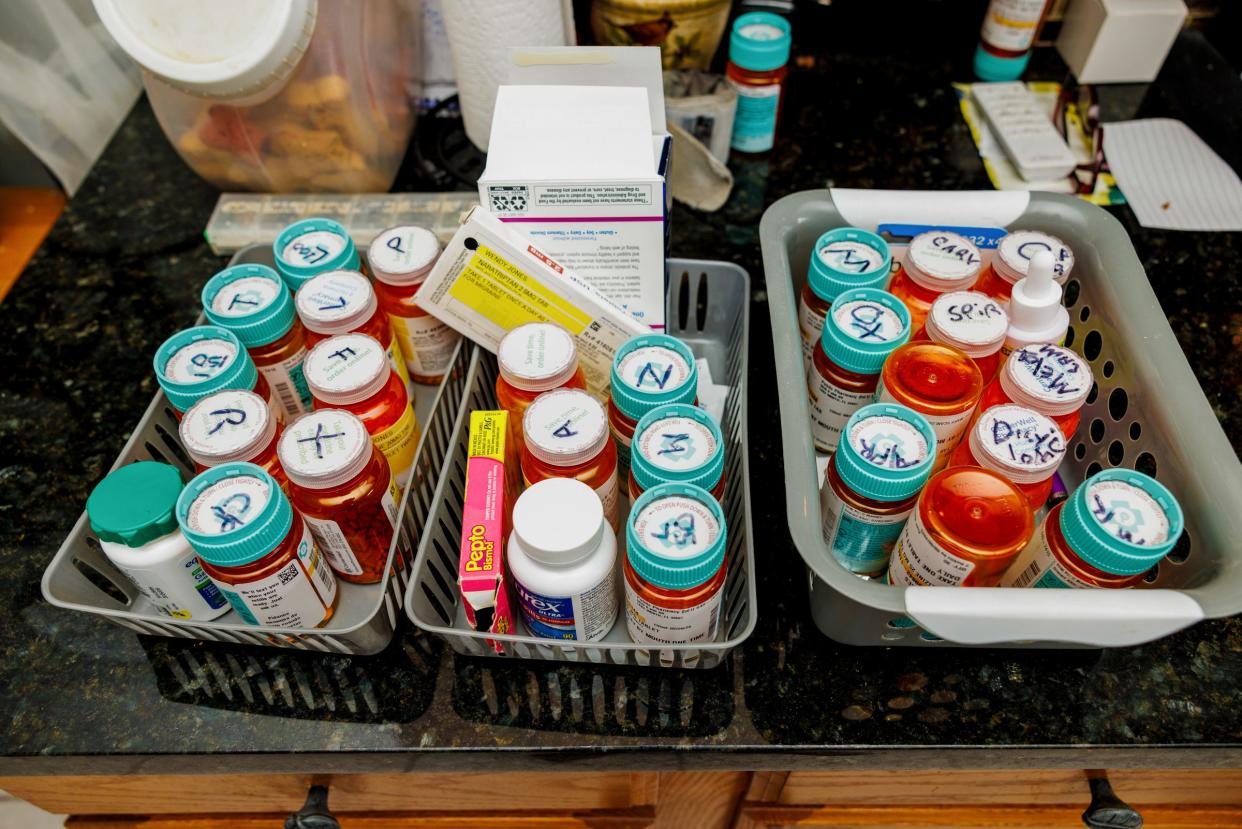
xmin=448 ymin=245 xmax=593 ymax=334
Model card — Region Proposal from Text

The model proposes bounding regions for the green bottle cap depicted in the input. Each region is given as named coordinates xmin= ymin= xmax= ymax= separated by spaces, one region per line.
xmin=626 ymin=483 xmax=727 ymax=591
xmin=819 ymin=287 xmax=911 ymax=375
xmin=834 ymin=403 xmax=936 ymax=502
xmin=87 ymin=461 xmax=184 ymax=547
xmin=729 ymin=12 xmax=791 ymax=73
xmin=273 ymin=218 xmax=360 ymax=292
xmin=609 ymin=334 xmax=698 ymax=422
xmin=807 ymin=228 xmax=891 ymax=303
xmin=630 ymin=403 xmax=725 ymax=494
xmin=175 ymin=462 xmax=294 ymax=568
xmin=1060 ymin=468 xmax=1184 ymax=576
xmin=153 ymin=325 xmax=259 ymax=412
xmin=202 ymin=264 xmax=296 ymax=348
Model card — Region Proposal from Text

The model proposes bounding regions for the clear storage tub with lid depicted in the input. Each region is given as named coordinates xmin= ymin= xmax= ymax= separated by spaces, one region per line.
xmin=93 ymin=0 xmax=420 ymax=193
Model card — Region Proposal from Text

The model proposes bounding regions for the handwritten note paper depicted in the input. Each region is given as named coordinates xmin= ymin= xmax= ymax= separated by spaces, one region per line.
xmin=1104 ymin=119 xmax=1242 ymax=231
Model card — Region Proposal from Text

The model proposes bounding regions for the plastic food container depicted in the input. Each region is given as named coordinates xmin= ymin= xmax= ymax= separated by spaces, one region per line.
xmin=94 ymin=0 xmax=420 ymax=192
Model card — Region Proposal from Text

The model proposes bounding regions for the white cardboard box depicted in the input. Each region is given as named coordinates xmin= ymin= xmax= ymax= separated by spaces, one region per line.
xmin=1056 ymin=0 xmax=1187 ymax=84
xmin=479 ymin=46 xmax=670 ymax=331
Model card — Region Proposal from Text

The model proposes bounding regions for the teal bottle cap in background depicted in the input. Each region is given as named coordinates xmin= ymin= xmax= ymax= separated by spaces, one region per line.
xmin=626 ymin=483 xmax=727 ymax=591
xmin=176 ymin=462 xmax=294 ymax=568
xmin=1060 ymin=468 xmax=1185 ymax=576
xmin=202 ymin=264 xmax=296 ymax=348
xmin=610 ymin=334 xmax=698 ymax=422
xmin=819 ymin=287 xmax=911 ymax=375
xmin=834 ymin=403 xmax=936 ymax=502
xmin=630 ymin=403 xmax=725 ymax=494
xmin=273 ymin=218 xmax=360 ymax=292
xmin=974 ymin=45 xmax=1032 ymax=82
xmin=729 ymin=12 xmax=791 ymax=73
xmin=807 ymin=228 xmax=892 ymax=303
xmin=87 ymin=461 xmax=184 ymax=548
xmin=154 ymin=325 xmax=259 ymax=412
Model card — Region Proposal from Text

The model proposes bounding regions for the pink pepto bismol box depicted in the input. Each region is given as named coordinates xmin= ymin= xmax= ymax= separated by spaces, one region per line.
xmin=457 ymin=410 xmax=516 ymax=649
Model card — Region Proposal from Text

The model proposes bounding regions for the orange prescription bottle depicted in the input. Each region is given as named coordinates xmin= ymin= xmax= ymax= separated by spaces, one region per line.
xmin=496 ymin=322 xmax=588 ymax=449
xmin=948 ymin=404 xmax=1066 ymax=510
xmin=726 ymin=12 xmax=792 ymax=155
xmin=521 ymin=388 xmax=621 ymax=533
xmin=808 ymin=287 xmax=912 ymax=453
xmin=272 ymin=217 xmax=361 ymax=293
xmin=628 ymin=403 xmax=726 ymax=503
xmin=608 ymin=334 xmax=699 ymax=475
xmin=202 ymin=263 xmax=314 ymax=421
xmin=911 ymin=291 xmax=1008 ymax=382
xmin=798 ymin=227 xmax=892 ymax=366
xmin=368 ymin=225 xmax=461 ymax=385
xmin=1001 ymin=469 xmax=1184 ymax=589
xmin=154 ymin=326 xmax=278 ymax=423
xmin=179 ymin=389 xmax=287 ymax=489
xmin=877 ymin=342 xmax=983 ymax=473
xmin=303 ymin=333 xmax=421 ymax=489
xmin=887 ymin=466 xmax=1034 ymax=587
xmin=278 ymin=409 xmax=406 ymax=585
xmin=888 ymin=231 xmax=984 ymax=332
xmin=175 ymin=463 xmax=339 ymax=628
xmin=977 ymin=343 xmax=1093 ymax=439
xmin=624 ymin=483 xmax=728 ymax=646
xmin=295 ymin=269 xmax=412 ymax=393
xmin=975 ymin=231 xmax=1074 ymax=304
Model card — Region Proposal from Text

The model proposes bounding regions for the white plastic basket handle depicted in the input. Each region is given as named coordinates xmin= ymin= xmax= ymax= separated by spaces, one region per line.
xmin=905 ymin=587 xmax=1205 ymax=647
xmin=831 ymin=188 xmax=1031 ymax=231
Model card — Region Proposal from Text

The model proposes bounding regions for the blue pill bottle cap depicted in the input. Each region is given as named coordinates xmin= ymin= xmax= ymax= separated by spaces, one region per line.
xmin=807 ymin=228 xmax=892 ymax=303
xmin=154 ymin=325 xmax=259 ymax=412
xmin=202 ymin=264 xmax=296 ymax=348
xmin=819 ymin=287 xmax=911 ymax=375
xmin=175 ymin=462 xmax=294 ymax=568
xmin=974 ymin=45 xmax=1032 ymax=82
xmin=630 ymin=403 xmax=725 ymax=494
xmin=834 ymin=403 xmax=937 ymax=502
xmin=1059 ymin=468 xmax=1185 ymax=576
xmin=729 ymin=12 xmax=792 ymax=72
xmin=626 ymin=483 xmax=727 ymax=591
xmin=272 ymin=218 xmax=360 ymax=292
xmin=610 ymin=334 xmax=699 ymax=422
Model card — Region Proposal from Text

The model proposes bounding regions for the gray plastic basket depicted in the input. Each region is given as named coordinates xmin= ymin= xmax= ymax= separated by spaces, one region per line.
xmin=405 ymin=259 xmax=755 ymax=668
xmin=40 ymin=246 xmax=471 ymax=655
xmin=760 ymin=188 xmax=1242 ymax=648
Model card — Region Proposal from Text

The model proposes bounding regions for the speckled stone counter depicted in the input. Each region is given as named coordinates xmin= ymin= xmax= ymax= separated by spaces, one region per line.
xmin=0 ymin=28 xmax=1238 ymax=775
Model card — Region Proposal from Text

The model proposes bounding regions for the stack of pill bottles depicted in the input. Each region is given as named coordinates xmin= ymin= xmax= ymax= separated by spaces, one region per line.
xmin=798 ymin=228 xmax=891 ymax=366
xmin=154 ymin=326 xmax=280 ymax=423
xmin=496 ymin=322 xmax=588 ymax=449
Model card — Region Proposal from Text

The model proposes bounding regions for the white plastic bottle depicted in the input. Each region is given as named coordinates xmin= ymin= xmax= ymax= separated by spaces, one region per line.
xmin=1001 ymin=249 xmax=1069 ymax=356
xmin=507 ymin=478 xmax=618 ymax=642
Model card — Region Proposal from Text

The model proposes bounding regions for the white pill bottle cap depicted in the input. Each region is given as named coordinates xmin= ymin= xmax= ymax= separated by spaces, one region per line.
xmin=1005 ymin=250 xmax=1070 ymax=350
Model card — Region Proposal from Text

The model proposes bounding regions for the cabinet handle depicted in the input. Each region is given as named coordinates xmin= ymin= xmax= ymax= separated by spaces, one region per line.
xmin=285 ymin=784 xmax=340 ymax=829
xmin=1082 ymin=772 xmax=1143 ymax=829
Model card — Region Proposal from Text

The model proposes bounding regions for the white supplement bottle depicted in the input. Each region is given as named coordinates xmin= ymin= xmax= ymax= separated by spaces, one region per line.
xmin=86 ymin=461 xmax=230 ymax=621
xmin=507 ymin=478 xmax=619 ymax=642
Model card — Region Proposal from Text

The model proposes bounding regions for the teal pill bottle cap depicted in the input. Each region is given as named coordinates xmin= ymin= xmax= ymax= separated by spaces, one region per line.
xmin=202 ymin=263 xmax=296 ymax=348
xmin=807 ymin=228 xmax=892 ymax=303
xmin=974 ymin=45 xmax=1032 ymax=82
xmin=729 ymin=11 xmax=792 ymax=72
xmin=175 ymin=462 xmax=294 ymax=568
xmin=819 ymin=287 xmax=911 ymax=375
xmin=610 ymin=333 xmax=699 ymax=422
xmin=154 ymin=325 xmax=259 ymax=412
xmin=1059 ymin=468 xmax=1185 ymax=576
xmin=630 ymin=403 xmax=725 ymax=494
xmin=272 ymin=217 xmax=360 ymax=292
xmin=626 ymin=482 xmax=727 ymax=591
xmin=835 ymin=403 xmax=937 ymax=502
xmin=88 ymin=461 xmax=184 ymax=547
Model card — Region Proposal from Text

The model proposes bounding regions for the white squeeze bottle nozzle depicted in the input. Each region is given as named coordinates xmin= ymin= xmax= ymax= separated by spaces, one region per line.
xmin=1003 ymin=249 xmax=1069 ymax=354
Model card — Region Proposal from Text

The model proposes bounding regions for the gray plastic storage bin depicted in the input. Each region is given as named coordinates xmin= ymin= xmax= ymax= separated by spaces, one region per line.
xmin=406 ymin=259 xmax=756 ymax=668
xmin=760 ymin=188 xmax=1242 ymax=648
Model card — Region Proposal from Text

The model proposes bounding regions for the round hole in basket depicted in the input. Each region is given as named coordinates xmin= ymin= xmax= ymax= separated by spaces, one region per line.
xmin=1079 ymin=305 xmax=1092 ymax=323
xmin=1085 ymin=460 xmax=1103 ymax=478
xmin=1063 ymin=326 xmax=1075 ymax=348
xmin=1064 ymin=279 xmax=1080 ymax=307
xmin=880 ymin=632 xmax=905 ymax=641
xmin=1108 ymin=440 xmax=1125 ymax=466
xmin=1129 ymin=421 xmax=1142 ymax=441
xmin=1083 ymin=329 xmax=1102 ymax=361
xmin=1102 ymin=360 xmax=1114 ymax=378
xmin=1074 ymin=442 xmax=1086 ymax=461
xmin=1143 ymin=563 xmax=1160 ymax=584
xmin=919 ymin=631 xmax=943 ymax=642
xmin=1086 ymin=381 xmax=1099 ymax=405
xmin=1108 ymin=387 xmax=1129 ymax=421
xmin=1135 ymin=451 xmax=1158 ymax=478
xmin=1089 ymin=418 xmax=1105 ymax=443
xmin=1166 ymin=531 xmax=1192 ymax=564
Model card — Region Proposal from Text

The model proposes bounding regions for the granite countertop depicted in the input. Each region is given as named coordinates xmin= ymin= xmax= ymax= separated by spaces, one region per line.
xmin=1 ymin=27 xmax=1239 ymax=776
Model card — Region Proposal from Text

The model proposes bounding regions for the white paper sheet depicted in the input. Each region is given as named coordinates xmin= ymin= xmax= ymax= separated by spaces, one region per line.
xmin=1104 ymin=118 xmax=1242 ymax=231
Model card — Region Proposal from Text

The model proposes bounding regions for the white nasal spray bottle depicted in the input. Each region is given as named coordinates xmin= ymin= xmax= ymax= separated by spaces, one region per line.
xmin=1002 ymin=249 xmax=1069 ymax=355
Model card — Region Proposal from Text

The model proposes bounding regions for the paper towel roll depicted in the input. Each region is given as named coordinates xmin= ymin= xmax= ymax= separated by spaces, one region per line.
xmin=442 ymin=0 xmax=576 ymax=150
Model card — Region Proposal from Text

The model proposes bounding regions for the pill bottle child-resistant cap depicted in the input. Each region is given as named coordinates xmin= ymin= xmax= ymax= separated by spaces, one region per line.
xmin=1007 ymin=250 xmax=1069 ymax=341
xmin=925 ymin=291 xmax=1008 ymax=357
xmin=154 ymin=326 xmax=258 ymax=411
xmin=180 ymin=389 xmax=276 ymax=466
xmin=87 ymin=461 xmax=184 ymax=548
xmin=202 ymin=263 xmax=296 ymax=348
xmin=995 ymin=231 xmax=1074 ymax=286
xmin=820 ymin=287 xmax=911 ymax=375
xmin=512 ymin=478 xmax=606 ymax=566
xmin=498 ymin=322 xmax=580 ymax=392
xmin=835 ymin=403 xmax=936 ymax=502
xmin=295 ymin=270 xmax=378 ymax=336
xmin=1000 ymin=343 xmax=1094 ymax=416
xmin=367 ymin=225 xmax=441 ymax=286
xmin=175 ymin=462 xmax=294 ymax=567
xmin=272 ymin=218 xmax=359 ymax=292
xmin=974 ymin=45 xmax=1032 ymax=84
xmin=807 ymin=227 xmax=892 ymax=303
xmin=523 ymin=388 xmax=611 ymax=466
xmin=277 ymin=409 xmax=372 ymax=489
xmin=609 ymin=334 xmax=699 ymax=421
xmin=304 ymin=333 xmax=391 ymax=405
xmin=967 ymin=405 xmax=1066 ymax=484
xmin=630 ymin=403 xmax=725 ymax=493
xmin=902 ymin=231 xmax=984 ymax=292
xmin=1060 ymin=468 xmax=1184 ymax=576
xmin=728 ymin=11 xmax=792 ymax=72
xmin=627 ymin=483 xmax=727 ymax=591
